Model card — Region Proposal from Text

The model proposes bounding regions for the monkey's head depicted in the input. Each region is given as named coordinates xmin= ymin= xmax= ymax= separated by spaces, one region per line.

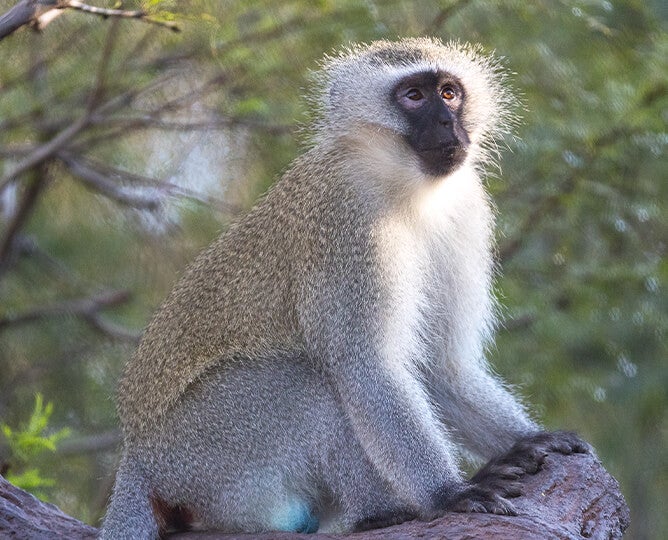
xmin=313 ymin=38 xmax=515 ymax=178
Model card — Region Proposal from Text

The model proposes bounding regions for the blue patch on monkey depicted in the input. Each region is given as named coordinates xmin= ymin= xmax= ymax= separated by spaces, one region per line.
xmin=272 ymin=500 xmax=319 ymax=533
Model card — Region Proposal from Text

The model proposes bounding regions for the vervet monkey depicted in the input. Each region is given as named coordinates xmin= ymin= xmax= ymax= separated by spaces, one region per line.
xmin=101 ymin=37 xmax=589 ymax=538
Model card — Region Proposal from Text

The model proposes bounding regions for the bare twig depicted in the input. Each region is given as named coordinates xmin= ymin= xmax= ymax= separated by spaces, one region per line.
xmin=498 ymin=125 xmax=635 ymax=263
xmin=86 ymin=313 xmax=141 ymax=342
xmin=0 ymin=290 xmax=130 ymax=328
xmin=498 ymin=177 xmax=576 ymax=263
xmin=0 ymin=113 xmax=89 ymax=192
xmin=0 ymin=289 xmax=140 ymax=342
xmin=58 ymin=152 xmax=162 ymax=210
xmin=65 ymin=1 xmax=179 ymax=32
xmin=86 ymin=14 xmax=119 ymax=112
xmin=57 ymin=430 xmax=121 ymax=455
xmin=0 ymin=0 xmax=44 ymax=40
xmin=59 ymin=153 xmax=239 ymax=215
xmin=0 ymin=0 xmax=179 ymax=41
xmin=0 ymin=168 xmax=49 ymax=272
xmin=500 ymin=313 xmax=537 ymax=332
xmin=1 ymin=19 xmax=150 ymax=193
xmin=92 ymin=115 xmax=293 ymax=135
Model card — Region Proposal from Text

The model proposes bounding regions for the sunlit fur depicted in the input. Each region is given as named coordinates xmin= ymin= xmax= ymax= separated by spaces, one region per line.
xmin=311 ymin=37 xmax=518 ymax=173
xmin=102 ymin=38 xmax=538 ymax=539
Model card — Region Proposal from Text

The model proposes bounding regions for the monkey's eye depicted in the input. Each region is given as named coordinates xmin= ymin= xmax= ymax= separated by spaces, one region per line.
xmin=441 ymin=86 xmax=457 ymax=101
xmin=405 ymin=88 xmax=424 ymax=101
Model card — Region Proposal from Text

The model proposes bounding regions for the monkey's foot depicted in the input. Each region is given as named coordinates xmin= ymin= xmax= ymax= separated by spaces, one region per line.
xmin=443 ymin=461 xmax=525 ymax=516
xmin=353 ymin=508 xmax=417 ymax=531
xmin=447 ymin=484 xmax=520 ymax=515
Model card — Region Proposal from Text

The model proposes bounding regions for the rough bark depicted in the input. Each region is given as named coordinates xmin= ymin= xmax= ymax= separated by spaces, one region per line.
xmin=0 ymin=450 xmax=629 ymax=539
xmin=0 ymin=475 xmax=97 ymax=539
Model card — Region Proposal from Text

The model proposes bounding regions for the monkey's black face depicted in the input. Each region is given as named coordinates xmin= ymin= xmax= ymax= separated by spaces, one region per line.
xmin=394 ymin=71 xmax=470 ymax=177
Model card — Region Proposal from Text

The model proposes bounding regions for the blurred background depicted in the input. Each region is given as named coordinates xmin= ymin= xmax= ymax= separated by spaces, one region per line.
xmin=0 ymin=1 xmax=665 ymax=538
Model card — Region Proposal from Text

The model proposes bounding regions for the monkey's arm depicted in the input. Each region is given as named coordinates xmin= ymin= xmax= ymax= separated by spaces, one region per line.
xmin=328 ymin=351 xmax=463 ymax=511
xmin=432 ymin=364 xmax=541 ymax=460
xmin=298 ymin=276 xmax=465 ymax=514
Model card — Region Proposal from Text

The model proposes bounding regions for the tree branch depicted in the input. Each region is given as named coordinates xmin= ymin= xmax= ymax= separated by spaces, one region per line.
xmin=498 ymin=125 xmax=636 ymax=263
xmin=0 ymin=0 xmax=179 ymax=41
xmin=56 ymin=430 xmax=121 ymax=455
xmin=58 ymin=153 xmax=239 ymax=215
xmin=0 ymin=166 xmax=49 ymax=272
xmin=0 ymin=451 xmax=630 ymax=539
xmin=0 ymin=113 xmax=89 ymax=193
xmin=426 ymin=0 xmax=474 ymax=33
xmin=0 ymin=0 xmax=45 ymax=41
xmin=58 ymin=152 xmax=162 ymax=210
xmin=0 ymin=289 xmax=140 ymax=342
xmin=65 ymin=0 xmax=178 ymax=33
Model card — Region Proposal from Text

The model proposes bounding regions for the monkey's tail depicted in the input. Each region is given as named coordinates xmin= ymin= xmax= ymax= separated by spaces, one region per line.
xmin=100 ymin=452 xmax=159 ymax=540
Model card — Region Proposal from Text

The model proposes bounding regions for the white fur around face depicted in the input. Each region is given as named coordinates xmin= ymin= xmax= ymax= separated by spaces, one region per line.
xmin=374 ymin=164 xmax=496 ymax=377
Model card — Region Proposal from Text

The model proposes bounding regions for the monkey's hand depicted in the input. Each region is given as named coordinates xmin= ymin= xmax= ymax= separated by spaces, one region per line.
xmin=500 ymin=430 xmax=592 ymax=475
xmin=442 ymin=430 xmax=591 ymax=516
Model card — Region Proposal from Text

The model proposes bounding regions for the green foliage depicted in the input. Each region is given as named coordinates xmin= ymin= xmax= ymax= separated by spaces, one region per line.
xmin=1 ymin=394 xmax=70 ymax=500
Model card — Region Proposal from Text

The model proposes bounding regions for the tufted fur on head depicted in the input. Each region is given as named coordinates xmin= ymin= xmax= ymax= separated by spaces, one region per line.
xmin=309 ymin=37 xmax=517 ymax=171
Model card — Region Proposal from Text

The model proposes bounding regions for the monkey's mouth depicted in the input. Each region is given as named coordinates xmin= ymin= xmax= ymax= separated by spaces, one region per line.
xmin=417 ymin=143 xmax=467 ymax=176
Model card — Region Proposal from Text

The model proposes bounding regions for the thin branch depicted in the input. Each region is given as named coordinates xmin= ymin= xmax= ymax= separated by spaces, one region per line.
xmin=0 ymin=143 xmax=34 ymax=158
xmin=64 ymin=1 xmax=179 ymax=32
xmin=498 ymin=177 xmax=576 ymax=263
xmin=85 ymin=13 xmax=119 ymax=112
xmin=0 ymin=167 xmax=49 ymax=272
xmin=0 ymin=0 xmax=178 ymax=41
xmin=56 ymin=429 xmax=121 ymax=455
xmin=425 ymin=0 xmax=474 ymax=33
xmin=4 ymin=234 xmax=87 ymax=285
xmin=86 ymin=313 xmax=140 ymax=342
xmin=498 ymin=125 xmax=635 ymax=263
xmin=0 ymin=290 xmax=130 ymax=328
xmin=0 ymin=289 xmax=140 ymax=343
xmin=0 ymin=0 xmax=42 ymax=41
xmin=60 ymin=153 xmax=239 ymax=215
xmin=500 ymin=313 xmax=537 ymax=333
xmin=58 ymin=152 xmax=162 ymax=210
xmin=0 ymin=23 xmax=161 ymax=193
xmin=0 ymin=113 xmax=89 ymax=192
xmin=91 ymin=114 xmax=293 ymax=135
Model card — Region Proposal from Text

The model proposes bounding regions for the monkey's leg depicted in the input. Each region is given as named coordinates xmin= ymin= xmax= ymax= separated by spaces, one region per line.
xmin=320 ymin=356 xmax=468 ymax=519
xmin=132 ymin=357 xmax=332 ymax=535
xmin=317 ymin=419 xmax=418 ymax=532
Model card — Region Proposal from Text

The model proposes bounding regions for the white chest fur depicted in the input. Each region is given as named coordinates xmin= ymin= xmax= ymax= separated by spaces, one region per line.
xmin=375 ymin=167 xmax=496 ymax=374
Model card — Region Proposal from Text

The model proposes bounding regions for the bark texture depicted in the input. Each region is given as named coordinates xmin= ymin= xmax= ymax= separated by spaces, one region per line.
xmin=0 ymin=475 xmax=97 ymax=539
xmin=0 ymin=450 xmax=629 ymax=539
